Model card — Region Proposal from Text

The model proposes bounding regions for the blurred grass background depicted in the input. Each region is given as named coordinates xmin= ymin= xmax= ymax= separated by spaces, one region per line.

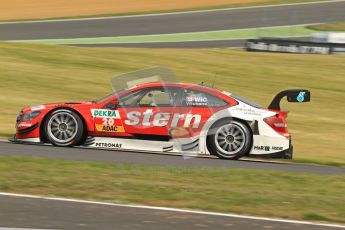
xmin=0 ymin=42 xmax=344 ymax=165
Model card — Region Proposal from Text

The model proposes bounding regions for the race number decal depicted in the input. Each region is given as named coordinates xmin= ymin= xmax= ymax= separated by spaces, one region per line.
xmin=92 ymin=109 xmax=125 ymax=132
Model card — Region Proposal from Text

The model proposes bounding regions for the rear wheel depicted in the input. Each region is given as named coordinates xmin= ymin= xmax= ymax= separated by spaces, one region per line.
xmin=44 ymin=109 xmax=85 ymax=146
xmin=207 ymin=120 xmax=252 ymax=160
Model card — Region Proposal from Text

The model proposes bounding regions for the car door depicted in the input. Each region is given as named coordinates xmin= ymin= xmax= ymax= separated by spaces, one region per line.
xmin=114 ymin=86 xmax=182 ymax=140
xmin=92 ymin=88 xmax=146 ymax=138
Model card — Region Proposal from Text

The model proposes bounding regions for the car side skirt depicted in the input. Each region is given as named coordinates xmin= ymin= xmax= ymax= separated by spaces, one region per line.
xmin=82 ymin=136 xmax=200 ymax=155
xmin=9 ymin=134 xmax=291 ymax=159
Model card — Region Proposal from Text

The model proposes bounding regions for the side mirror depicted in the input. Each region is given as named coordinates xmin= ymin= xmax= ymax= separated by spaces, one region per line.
xmin=108 ymin=99 xmax=119 ymax=110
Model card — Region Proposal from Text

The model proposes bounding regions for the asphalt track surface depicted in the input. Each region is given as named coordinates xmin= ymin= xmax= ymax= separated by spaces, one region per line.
xmin=0 ymin=1 xmax=344 ymax=41
xmin=1 ymin=194 xmax=344 ymax=230
xmin=1 ymin=142 xmax=344 ymax=174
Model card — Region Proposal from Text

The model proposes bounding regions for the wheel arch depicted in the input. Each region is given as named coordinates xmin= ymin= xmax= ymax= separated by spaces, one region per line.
xmin=208 ymin=117 xmax=254 ymax=155
xmin=40 ymin=106 xmax=88 ymax=144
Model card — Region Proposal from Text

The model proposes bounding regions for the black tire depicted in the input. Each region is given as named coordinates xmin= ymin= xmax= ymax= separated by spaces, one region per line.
xmin=43 ymin=109 xmax=85 ymax=147
xmin=207 ymin=119 xmax=252 ymax=160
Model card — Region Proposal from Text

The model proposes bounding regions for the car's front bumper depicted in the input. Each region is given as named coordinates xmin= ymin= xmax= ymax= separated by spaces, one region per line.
xmin=9 ymin=135 xmax=42 ymax=144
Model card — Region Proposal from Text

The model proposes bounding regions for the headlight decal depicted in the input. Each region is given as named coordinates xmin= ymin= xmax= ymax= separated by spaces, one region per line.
xmin=22 ymin=111 xmax=41 ymax=122
xmin=16 ymin=111 xmax=23 ymax=122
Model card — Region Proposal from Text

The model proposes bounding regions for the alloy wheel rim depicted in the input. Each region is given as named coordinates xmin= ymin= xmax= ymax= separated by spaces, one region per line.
xmin=47 ymin=112 xmax=78 ymax=143
xmin=214 ymin=123 xmax=246 ymax=155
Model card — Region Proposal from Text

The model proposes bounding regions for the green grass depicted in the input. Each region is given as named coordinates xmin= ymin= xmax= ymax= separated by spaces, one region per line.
xmin=293 ymin=158 xmax=345 ymax=167
xmin=307 ymin=22 xmax=345 ymax=32
xmin=0 ymin=42 xmax=344 ymax=165
xmin=0 ymin=132 xmax=12 ymax=138
xmin=12 ymin=25 xmax=314 ymax=45
xmin=0 ymin=156 xmax=344 ymax=223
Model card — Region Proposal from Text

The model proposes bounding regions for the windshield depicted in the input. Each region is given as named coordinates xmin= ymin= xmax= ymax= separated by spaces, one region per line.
xmin=95 ymin=88 xmax=126 ymax=104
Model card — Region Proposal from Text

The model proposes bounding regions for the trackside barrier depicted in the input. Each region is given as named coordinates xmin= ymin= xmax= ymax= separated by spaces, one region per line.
xmin=245 ymin=38 xmax=345 ymax=55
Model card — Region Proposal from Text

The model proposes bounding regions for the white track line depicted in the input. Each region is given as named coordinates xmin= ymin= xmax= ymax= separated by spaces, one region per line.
xmin=0 ymin=192 xmax=344 ymax=228
xmin=0 ymin=228 xmax=51 ymax=230
xmin=0 ymin=0 xmax=344 ymax=25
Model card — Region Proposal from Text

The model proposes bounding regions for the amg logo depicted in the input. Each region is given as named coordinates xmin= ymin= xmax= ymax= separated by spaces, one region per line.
xmin=254 ymin=146 xmax=270 ymax=151
xmin=95 ymin=143 xmax=122 ymax=148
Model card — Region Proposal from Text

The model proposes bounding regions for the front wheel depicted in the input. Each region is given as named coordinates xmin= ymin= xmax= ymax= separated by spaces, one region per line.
xmin=44 ymin=109 xmax=85 ymax=146
xmin=207 ymin=120 xmax=252 ymax=160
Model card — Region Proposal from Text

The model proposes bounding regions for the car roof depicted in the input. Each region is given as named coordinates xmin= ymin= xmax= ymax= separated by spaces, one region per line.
xmin=131 ymin=82 xmax=223 ymax=94
xmin=97 ymin=81 xmax=237 ymax=106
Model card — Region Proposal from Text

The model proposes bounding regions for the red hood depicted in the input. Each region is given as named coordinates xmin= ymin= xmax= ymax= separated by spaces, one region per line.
xmin=21 ymin=101 xmax=95 ymax=113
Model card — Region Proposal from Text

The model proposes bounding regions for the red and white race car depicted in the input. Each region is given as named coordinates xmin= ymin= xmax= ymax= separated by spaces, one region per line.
xmin=11 ymin=67 xmax=310 ymax=160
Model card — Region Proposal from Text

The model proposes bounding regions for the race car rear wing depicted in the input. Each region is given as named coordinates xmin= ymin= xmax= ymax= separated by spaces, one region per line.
xmin=268 ymin=89 xmax=311 ymax=110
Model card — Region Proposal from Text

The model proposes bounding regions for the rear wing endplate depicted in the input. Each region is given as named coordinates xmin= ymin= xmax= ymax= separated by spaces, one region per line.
xmin=268 ymin=89 xmax=311 ymax=110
